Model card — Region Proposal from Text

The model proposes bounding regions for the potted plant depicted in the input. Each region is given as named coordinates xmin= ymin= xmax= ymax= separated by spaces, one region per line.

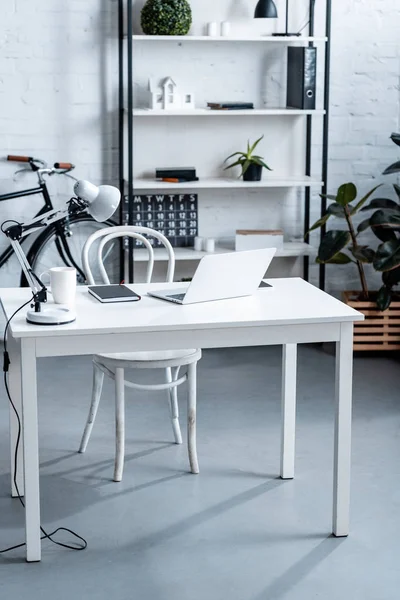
xmin=224 ymin=135 xmax=272 ymax=181
xmin=310 ymin=166 xmax=400 ymax=349
xmin=141 ymin=0 xmax=192 ymax=36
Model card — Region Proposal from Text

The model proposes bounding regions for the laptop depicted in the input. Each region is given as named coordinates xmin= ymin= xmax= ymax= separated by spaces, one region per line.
xmin=148 ymin=248 xmax=276 ymax=305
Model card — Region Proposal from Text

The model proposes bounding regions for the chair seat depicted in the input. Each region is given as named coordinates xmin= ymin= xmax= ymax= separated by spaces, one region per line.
xmin=94 ymin=348 xmax=201 ymax=369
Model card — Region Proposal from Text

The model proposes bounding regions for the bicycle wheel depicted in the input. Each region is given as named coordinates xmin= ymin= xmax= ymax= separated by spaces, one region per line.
xmin=23 ymin=215 xmax=120 ymax=286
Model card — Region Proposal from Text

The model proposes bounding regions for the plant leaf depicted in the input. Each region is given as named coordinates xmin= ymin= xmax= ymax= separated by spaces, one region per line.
xmin=336 ymin=183 xmax=357 ymax=207
xmin=241 ymin=159 xmax=251 ymax=176
xmin=327 ymin=202 xmax=347 ymax=218
xmin=376 ymin=286 xmax=392 ymax=311
xmin=224 ymin=159 xmax=244 ymax=171
xmin=321 ymin=252 xmax=353 ymax=265
xmin=390 ymin=132 xmax=400 ymax=147
xmin=319 ymin=193 xmax=337 ymax=201
xmin=248 ymin=135 xmax=264 ymax=156
xmin=373 ymin=240 xmax=400 ymax=271
xmin=370 ymin=209 xmax=400 ymax=229
xmin=352 ymin=184 xmax=382 ymax=212
xmin=224 ymin=151 xmax=245 ymax=163
xmin=357 ymin=218 xmax=370 ymax=234
xmin=350 ymin=245 xmax=375 ymax=263
xmin=369 ymin=211 xmax=399 ymax=242
xmin=361 ymin=197 xmax=400 ymax=212
xmin=307 ymin=213 xmax=330 ymax=234
xmin=251 ymin=158 xmax=272 ymax=171
xmin=393 ymin=184 xmax=400 ymax=201
xmin=383 ymin=161 xmax=400 ymax=175
xmin=318 ymin=230 xmax=351 ymax=262
xmin=383 ymin=265 xmax=400 ymax=287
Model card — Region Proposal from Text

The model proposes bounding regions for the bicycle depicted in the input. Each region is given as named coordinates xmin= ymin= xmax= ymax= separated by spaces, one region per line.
xmin=0 ymin=155 xmax=119 ymax=285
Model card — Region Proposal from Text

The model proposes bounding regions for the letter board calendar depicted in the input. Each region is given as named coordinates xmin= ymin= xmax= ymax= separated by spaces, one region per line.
xmin=123 ymin=194 xmax=198 ymax=248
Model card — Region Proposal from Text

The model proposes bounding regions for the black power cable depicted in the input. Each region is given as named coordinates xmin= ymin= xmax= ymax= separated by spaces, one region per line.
xmin=1 ymin=297 xmax=87 ymax=555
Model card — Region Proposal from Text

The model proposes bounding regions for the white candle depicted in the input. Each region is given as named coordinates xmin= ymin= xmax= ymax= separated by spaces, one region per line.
xmin=221 ymin=21 xmax=231 ymax=36
xmin=207 ymin=22 xmax=218 ymax=36
xmin=194 ymin=236 xmax=204 ymax=251
xmin=205 ymin=238 xmax=215 ymax=253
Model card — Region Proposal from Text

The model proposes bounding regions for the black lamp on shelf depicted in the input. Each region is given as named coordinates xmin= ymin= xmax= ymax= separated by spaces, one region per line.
xmin=254 ymin=0 xmax=301 ymax=37
xmin=254 ymin=0 xmax=278 ymax=18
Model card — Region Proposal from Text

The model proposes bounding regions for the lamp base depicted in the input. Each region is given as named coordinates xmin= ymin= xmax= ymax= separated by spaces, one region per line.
xmin=26 ymin=306 xmax=76 ymax=326
xmin=272 ymin=32 xmax=301 ymax=37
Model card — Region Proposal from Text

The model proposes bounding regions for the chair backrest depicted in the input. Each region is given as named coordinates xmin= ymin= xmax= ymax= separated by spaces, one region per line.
xmin=82 ymin=225 xmax=176 ymax=285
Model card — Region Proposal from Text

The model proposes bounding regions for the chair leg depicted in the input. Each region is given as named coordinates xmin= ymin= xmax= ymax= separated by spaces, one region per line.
xmin=187 ymin=362 xmax=199 ymax=474
xmin=114 ymin=367 xmax=125 ymax=482
xmin=166 ymin=367 xmax=183 ymax=445
xmin=79 ymin=361 xmax=104 ymax=453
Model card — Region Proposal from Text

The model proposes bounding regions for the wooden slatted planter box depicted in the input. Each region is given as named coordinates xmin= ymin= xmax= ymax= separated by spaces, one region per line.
xmin=343 ymin=291 xmax=400 ymax=351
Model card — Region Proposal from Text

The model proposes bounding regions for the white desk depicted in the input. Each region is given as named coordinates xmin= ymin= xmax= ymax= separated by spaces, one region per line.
xmin=1 ymin=278 xmax=363 ymax=562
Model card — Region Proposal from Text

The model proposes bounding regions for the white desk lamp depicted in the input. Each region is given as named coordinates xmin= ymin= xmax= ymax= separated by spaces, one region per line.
xmin=3 ymin=181 xmax=120 ymax=325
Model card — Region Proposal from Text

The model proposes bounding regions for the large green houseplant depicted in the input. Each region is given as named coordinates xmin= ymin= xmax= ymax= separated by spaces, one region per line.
xmin=310 ymin=133 xmax=400 ymax=311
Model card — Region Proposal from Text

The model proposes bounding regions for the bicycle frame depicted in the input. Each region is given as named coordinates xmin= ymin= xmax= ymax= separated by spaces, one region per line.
xmin=0 ymin=179 xmax=87 ymax=280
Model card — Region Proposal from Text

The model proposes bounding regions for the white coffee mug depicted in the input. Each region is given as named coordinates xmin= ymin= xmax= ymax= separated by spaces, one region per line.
xmin=40 ymin=267 xmax=77 ymax=305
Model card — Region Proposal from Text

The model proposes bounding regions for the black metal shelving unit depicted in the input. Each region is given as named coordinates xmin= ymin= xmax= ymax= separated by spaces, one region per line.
xmin=118 ymin=0 xmax=332 ymax=288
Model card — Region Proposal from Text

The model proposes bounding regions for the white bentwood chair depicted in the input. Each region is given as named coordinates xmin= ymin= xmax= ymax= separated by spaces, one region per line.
xmin=78 ymin=226 xmax=201 ymax=481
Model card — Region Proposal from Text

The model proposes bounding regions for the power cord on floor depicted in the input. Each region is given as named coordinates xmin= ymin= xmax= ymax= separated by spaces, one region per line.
xmin=1 ymin=297 xmax=87 ymax=555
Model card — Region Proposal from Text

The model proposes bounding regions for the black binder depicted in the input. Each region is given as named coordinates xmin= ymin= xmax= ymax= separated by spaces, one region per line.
xmin=286 ymin=47 xmax=317 ymax=110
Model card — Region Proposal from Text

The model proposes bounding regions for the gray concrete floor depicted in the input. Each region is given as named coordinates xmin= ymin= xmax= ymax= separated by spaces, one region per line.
xmin=0 ymin=346 xmax=400 ymax=599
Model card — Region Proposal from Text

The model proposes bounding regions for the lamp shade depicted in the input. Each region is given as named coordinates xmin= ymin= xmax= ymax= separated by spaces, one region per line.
xmin=254 ymin=0 xmax=278 ymax=18
xmin=74 ymin=180 xmax=121 ymax=222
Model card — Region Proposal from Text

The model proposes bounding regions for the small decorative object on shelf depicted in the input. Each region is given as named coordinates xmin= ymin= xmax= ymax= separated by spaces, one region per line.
xmin=207 ymin=22 xmax=218 ymax=36
xmin=220 ymin=21 xmax=231 ymax=36
xmin=155 ymin=166 xmax=198 ymax=182
xmin=194 ymin=236 xmax=204 ymax=251
xmin=254 ymin=0 xmax=278 ymax=18
xmin=236 ymin=229 xmax=284 ymax=251
xmin=204 ymin=238 xmax=215 ymax=253
xmin=224 ymin=135 xmax=272 ymax=181
xmin=131 ymin=193 xmax=198 ymax=248
xmin=141 ymin=0 xmax=192 ymax=36
xmin=147 ymin=77 xmax=195 ymax=110
xmin=207 ymin=102 xmax=254 ymax=111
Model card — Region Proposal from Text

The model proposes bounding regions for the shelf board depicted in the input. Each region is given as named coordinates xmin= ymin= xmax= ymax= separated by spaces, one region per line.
xmin=130 ymin=35 xmax=327 ymax=43
xmin=132 ymin=108 xmax=326 ymax=117
xmin=132 ymin=243 xmax=315 ymax=262
xmin=131 ymin=176 xmax=323 ymax=190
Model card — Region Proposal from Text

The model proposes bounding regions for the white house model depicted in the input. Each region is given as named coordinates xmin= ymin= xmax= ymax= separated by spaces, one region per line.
xmin=147 ymin=77 xmax=195 ymax=111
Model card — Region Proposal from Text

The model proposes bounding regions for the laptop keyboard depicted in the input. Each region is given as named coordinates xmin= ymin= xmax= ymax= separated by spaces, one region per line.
xmin=168 ymin=293 xmax=186 ymax=301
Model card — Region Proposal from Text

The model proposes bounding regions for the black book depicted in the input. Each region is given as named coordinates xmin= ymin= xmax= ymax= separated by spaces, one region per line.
xmin=156 ymin=167 xmax=196 ymax=179
xmin=207 ymin=102 xmax=254 ymax=110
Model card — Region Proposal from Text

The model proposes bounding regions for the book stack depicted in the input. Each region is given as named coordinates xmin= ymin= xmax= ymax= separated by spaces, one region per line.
xmin=155 ymin=167 xmax=198 ymax=183
xmin=207 ymin=102 xmax=254 ymax=111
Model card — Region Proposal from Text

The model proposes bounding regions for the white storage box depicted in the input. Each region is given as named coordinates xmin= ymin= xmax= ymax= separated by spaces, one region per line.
xmin=235 ymin=229 xmax=284 ymax=251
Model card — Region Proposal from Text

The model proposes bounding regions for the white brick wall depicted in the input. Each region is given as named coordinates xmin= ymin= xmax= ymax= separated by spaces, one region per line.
xmin=1 ymin=0 xmax=399 ymax=292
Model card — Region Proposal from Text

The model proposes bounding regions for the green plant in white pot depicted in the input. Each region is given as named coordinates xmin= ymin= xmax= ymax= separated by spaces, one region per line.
xmin=223 ymin=136 xmax=272 ymax=181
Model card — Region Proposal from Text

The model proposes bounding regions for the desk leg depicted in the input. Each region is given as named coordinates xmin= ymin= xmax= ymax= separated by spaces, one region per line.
xmin=21 ymin=338 xmax=41 ymax=562
xmin=333 ymin=322 xmax=353 ymax=537
xmin=8 ymin=335 xmax=24 ymax=498
xmin=280 ymin=344 xmax=297 ymax=480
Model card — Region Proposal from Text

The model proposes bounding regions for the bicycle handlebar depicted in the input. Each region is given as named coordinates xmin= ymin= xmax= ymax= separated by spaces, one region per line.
xmin=7 ymin=155 xmax=33 ymax=163
xmin=54 ymin=162 xmax=75 ymax=170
